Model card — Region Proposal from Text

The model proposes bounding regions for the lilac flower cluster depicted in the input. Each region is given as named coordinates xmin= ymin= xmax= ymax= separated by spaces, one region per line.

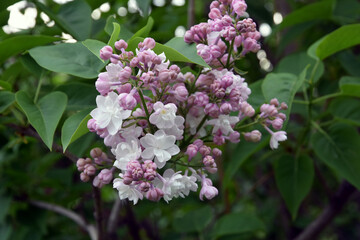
xmin=77 ymin=0 xmax=288 ymax=204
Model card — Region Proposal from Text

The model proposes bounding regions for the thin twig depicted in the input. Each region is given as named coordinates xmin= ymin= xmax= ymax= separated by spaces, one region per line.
xmin=107 ymin=197 xmax=121 ymax=234
xmin=30 ymin=200 xmax=97 ymax=240
xmin=93 ymin=186 xmax=105 ymax=240
xmin=187 ymin=0 xmax=195 ymax=29
xmin=294 ymin=181 xmax=357 ymax=240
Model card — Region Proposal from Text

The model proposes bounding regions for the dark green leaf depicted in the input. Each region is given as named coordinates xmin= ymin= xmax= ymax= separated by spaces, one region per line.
xmin=61 ymin=108 xmax=92 ymax=151
xmin=277 ymin=0 xmax=335 ymax=30
xmin=15 ymin=91 xmax=67 ymax=150
xmin=248 ymin=80 xmax=265 ymax=110
xmin=136 ymin=0 xmax=151 ymax=17
xmin=0 ymin=35 xmax=61 ymax=64
xmin=213 ymin=212 xmax=265 ymax=238
xmin=338 ymin=51 xmax=360 ymax=77
xmin=274 ymin=154 xmax=314 ymax=219
xmin=29 ymin=42 xmax=105 ymax=79
xmin=0 ymin=195 xmax=11 ymax=223
xmin=20 ymin=54 xmax=44 ymax=78
xmin=55 ymin=82 xmax=97 ymax=111
xmin=0 ymin=81 xmax=12 ymax=91
xmin=105 ymin=15 xmax=133 ymax=41
xmin=329 ymin=97 xmax=360 ymax=126
xmin=316 ymin=24 xmax=360 ymax=60
xmin=173 ymin=206 xmax=213 ymax=233
xmin=339 ymin=76 xmax=360 ymax=97
xmin=311 ymin=123 xmax=360 ymax=190
xmin=0 ymin=91 xmax=15 ymax=113
xmin=82 ymin=39 xmax=107 ymax=62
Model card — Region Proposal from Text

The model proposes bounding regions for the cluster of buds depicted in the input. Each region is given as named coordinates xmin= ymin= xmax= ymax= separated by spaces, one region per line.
xmin=185 ymin=0 xmax=260 ymax=68
xmin=76 ymin=158 xmax=96 ymax=182
xmin=79 ymin=0 xmax=288 ymax=204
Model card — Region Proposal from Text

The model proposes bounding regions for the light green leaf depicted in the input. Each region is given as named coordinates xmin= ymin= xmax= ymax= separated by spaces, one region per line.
xmin=248 ymin=80 xmax=265 ymax=110
xmin=213 ymin=212 xmax=265 ymax=238
xmin=274 ymin=154 xmax=314 ymax=220
xmin=61 ymin=108 xmax=92 ymax=151
xmin=311 ymin=123 xmax=360 ymax=190
xmin=82 ymin=39 xmax=107 ymax=63
xmin=108 ymin=22 xmax=121 ymax=47
xmin=329 ymin=97 xmax=360 ymax=126
xmin=339 ymin=76 xmax=360 ymax=97
xmin=15 ymin=91 xmax=67 ymax=150
xmin=0 ymin=81 xmax=12 ymax=91
xmin=277 ymin=0 xmax=335 ymax=30
xmin=128 ymin=17 xmax=154 ymax=42
xmin=29 ymin=42 xmax=105 ymax=79
xmin=105 ymin=15 xmax=133 ymax=41
xmin=0 ymin=91 xmax=15 ymax=113
xmin=0 ymin=35 xmax=61 ymax=64
xmin=316 ymin=23 xmax=360 ymax=60
xmin=173 ymin=206 xmax=213 ymax=233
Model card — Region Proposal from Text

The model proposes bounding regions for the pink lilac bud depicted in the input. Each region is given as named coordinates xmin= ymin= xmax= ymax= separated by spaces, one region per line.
xmin=143 ymin=37 xmax=156 ymax=49
xmin=278 ymin=113 xmax=286 ymax=121
xmin=234 ymin=35 xmax=243 ymax=48
xmin=115 ymin=40 xmax=128 ymax=50
xmin=272 ymin=118 xmax=284 ymax=130
xmin=229 ymin=131 xmax=240 ymax=143
xmin=118 ymin=92 xmax=137 ymax=110
xmin=193 ymin=92 xmax=209 ymax=107
xmin=142 ymin=160 xmax=157 ymax=171
xmin=117 ymin=83 xmax=132 ymax=94
xmin=213 ymin=134 xmax=225 ymax=145
xmin=169 ymin=64 xmax=180 ymax=74
xmin=260 ymin=104 xmax=278 ymax=117
xmin=210 ymin=1 xmax=220 ymax=9
xmin=221 ymin=75 xmax=233 ymax=89
xmin=222 ymin=26 xmax=237 ymax=41
xmin=281 ymin=102 xmax=288 ymax=110
xmin=199 ymin=145 xmax=211 ymax=156
xmin=144 ymin=169 xmax=156 ymax=181
xmin=139 ymin=182 xmax=151 ymax=192
xmin=220 ymin=102 xmax=232 ymax=114
xmin=95 ymin=73 xmax=111 ymax=96
xmin=131 ymin=167 xmax=144 ymax=180
xmin=186 ymin=144 xmax=198 ymax=161
xmin=193 ymin=139 xmax=204 ymax=148
xmin=173 ymin=84 xmax=188 ymax=101
xmin=244 ymin=130 xmax=262 ymax=142
xmin=196 ymin=73 xmax=215 ymax=88
xmin=100 ymin=46 xmax=113 ymax=60
xmin=184 ymin=72 xmax=196 ymax=83
xmin=146 ymin=187 xmax=164 ymax=201
xmin=240 ymin=102 xmax=255 ymax=117
xmin=80 ymin=172 xmax=90 ymax=182
xmin=93 ymin=169 xmax=113 ymax=188
xmin=209 ymin=8 xmax=222 ymax=19
xmin=130 ymin=57 xmax=139 ymax=68
xmin=200 ymin=178 xmax=218 ymax=201
xmin=197 ymin=44 xmax=212 ymax=63
xmin=212 ymin=148 xmax=222 ymax=157
xmin=232 ymin=0 xmax=247 ymax=16
xmin=123 ymin=172 xmax=133 ymax=185
xmin=110 ymin=54 xmax=119 ymax=64
xmin=87 ymin=119 xmax=98 ymax=132
xmin=77 ymin=158 xmax=91 ymax=171
xmin=119 ymin=66 xmax=132 ymax=83
xmin=184 ymin=30 xmax=194 ymax=43
xmin=270 ymin=98 xmax=279 ymax=107
xmin=203 ymin=155 xmax=215 ymax=167
xmin=133 ymin=108 xmax=147 ymax=127
xmin=205 ymin=103 xmax=220 ymax=118
xmin=243 ymin=38 xmax=261 ymax=54
xmin=90 ymin=148 xmax=103 ymax=159
xmin=84 ymin=164 xmax=96 ymax=176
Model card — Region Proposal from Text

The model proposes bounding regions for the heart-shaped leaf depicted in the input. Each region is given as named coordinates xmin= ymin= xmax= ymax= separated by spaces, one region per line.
xmin=15 ymin=91 xmax=67 ymax=150
xmin=0 ymin=91 xmax=15 ymax=113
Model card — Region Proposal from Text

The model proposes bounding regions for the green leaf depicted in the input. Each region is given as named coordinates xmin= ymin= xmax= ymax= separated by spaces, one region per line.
xmin=339 ymin=76 xmax=360 ymax=97
xmin=275 ymin=52 xmax=324 ymax=83
xmin=213 ymin=212 xmax=265 ymax=238
xmin=0 ymin=81 xmax=12 ymax=91
xmin=15 ymin=91 xmax=67 ymax=150
xmin=129 ymin=17 xmax=154 ymax=42
xmin=105 ymin=16 xmax=133 ymax=41
xmin=108 ymin=22 xmax=121 ymax=47
xmin=262 ymin=68 xmax=307 ymax=125
xmin=0 ymin=91 xmax=15 ymax=113
xmin=29 ymin=42 xmax=105 ymax=79
xmin=224 ymin=136 xmax=269 ymax=186
xmin=55 ymin=82 xmax=97 ymax=111
xmin=0 ymin=195 xmax=11 ymax=223
xmin=338 ymin=51 xmax=360 ymax=77
xmin=61 ymin=108 xmax=92 ymax=151
xmin=277 ymin=0 xmax=335 ymax=30
xmin=0 ymin=35 xmax=61 ymax=64
xmin=274 ymin=154 xmax=314 ymax=220
xmin=57 ymin=0 xmax=92 ymax=40
xmin=316 ymin=24 xmax=360 ymax=60
xmin=248 ymin=80 xmax=265 ymax=110
xmin=329 ymin=97 xmax=360 ymax=126
xmin=136 ymin=0 xmax=151 ymax=17
xmin=173 ymin=206 xmax=214 ymax=233
xmin=82 ymin=39 xmax=107 ymax=63
xmin=128 ymin=37 xmax=209 ymax=68
xmin=20 ymin=54 xmax=44 ymax=78
xmin=311 ymin=123 xmax=360 ymax=190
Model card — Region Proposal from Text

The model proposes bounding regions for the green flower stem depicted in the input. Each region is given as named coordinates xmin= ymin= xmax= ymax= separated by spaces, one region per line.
xmin=137 ymin=88 xmax=154 ymax=134
xmin=312 ymin=92 xmax=342 ymax=104
xmin=34 ymin=72 xmax=45 ymax=104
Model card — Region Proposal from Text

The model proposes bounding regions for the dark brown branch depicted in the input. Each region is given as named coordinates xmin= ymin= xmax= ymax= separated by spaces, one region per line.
xmin=107 ymin=197 xmax=121 ymax=235
xmin=30 ymin=200 xmax=97 ymax=240
xmin=93 ymin=186 xmax=105 ymax=240
xmin=294 ymin=181 xmax=357 ymax=240
xmin=187 ymin=0 xmax=195 ymax=29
